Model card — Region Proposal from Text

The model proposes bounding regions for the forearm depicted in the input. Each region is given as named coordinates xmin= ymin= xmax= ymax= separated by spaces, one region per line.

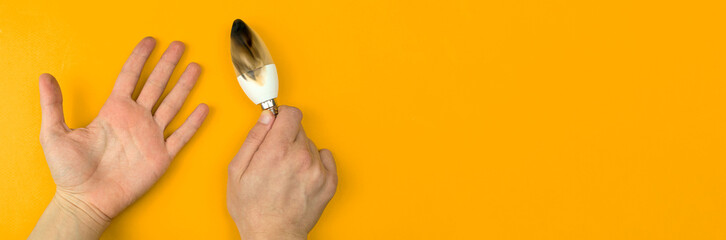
xmin=29 ymin=191 xmax=110 ymax=240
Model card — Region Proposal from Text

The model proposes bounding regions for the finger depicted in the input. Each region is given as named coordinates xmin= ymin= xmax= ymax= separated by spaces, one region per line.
xmin=267 ymin=105 xmax=303 ymax=144
xmin=306 ymin=138 xmax=323 ymax=168
xmin=38 ymin=73 xmax=69 ymax=136
xmin=297 ymin=126 xmax=318 ymax=167
xmin=165 ymin=103 xmax=209 ymax=158
xmin=112 ymin=37 xmax=156 ymax=97
xmin=154 ymin=63 xmax=201 ymax=129
xmin=295 ymin=123 xmax=308 ymax=143
xmin=137 ymin=41 xmax=185 ymax=109
xmin=229 ymin=110 xmax=275 ymax=177
xmin=319 ymin=149 xmax=336 ymax=173
xmin=319 ymin=148 xmax=338 ymax=189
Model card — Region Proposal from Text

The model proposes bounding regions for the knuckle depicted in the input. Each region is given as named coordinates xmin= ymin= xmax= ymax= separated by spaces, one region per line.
xmin=145 ymin=78 xmax=165 ymax=89
xmin=283 ymin=147 xmax=312 ymax=170
xmin=281 ymin=106 xmax=303 ymax=121
xmin=296 ymin=149 xmax=313 ymax=165
xmin=295 ymin=158 xmax=312 ymax=170
xmin=118 ymin=70 xmax=139 ymax=80
xmin=311 ymin=174 xmax=325 ymax=188
xmin=309 ymin=165 xmax=324 ymax=180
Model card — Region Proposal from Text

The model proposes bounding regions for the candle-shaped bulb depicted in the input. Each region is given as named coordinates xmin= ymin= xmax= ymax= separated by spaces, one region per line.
xmin=230 ymin=19 xmax=279 ymax=115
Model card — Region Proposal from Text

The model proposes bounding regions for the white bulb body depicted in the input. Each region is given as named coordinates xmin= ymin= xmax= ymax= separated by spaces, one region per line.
xmin=237 ymin=64 xmax=279 ymax=104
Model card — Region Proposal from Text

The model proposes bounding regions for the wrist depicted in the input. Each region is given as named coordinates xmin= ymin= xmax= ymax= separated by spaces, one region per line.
xmin=237 ymin=226 xmax=307 ymax=240
xmin=51 ymin=191 xmax=111 ymax=235
xmin=51 ymin=191 xmax=111 ymax=233
xmin=30 ymin=191 xmax=111 ymax=239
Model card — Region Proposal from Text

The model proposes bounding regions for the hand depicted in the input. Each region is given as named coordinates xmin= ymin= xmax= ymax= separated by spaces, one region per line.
xmin=31 ymin=37 xmax=208 ymax=238
xmin=227 ymin=106 xmax=338 ymax=240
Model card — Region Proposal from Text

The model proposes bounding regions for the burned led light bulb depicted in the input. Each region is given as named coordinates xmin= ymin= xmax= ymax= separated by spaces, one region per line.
xmin=230 ymin=19 xmax=279 ymax=115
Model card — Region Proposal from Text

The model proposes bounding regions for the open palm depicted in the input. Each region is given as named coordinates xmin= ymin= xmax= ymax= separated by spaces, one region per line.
xmin=38 ymin=37 xmax=207 ymax=218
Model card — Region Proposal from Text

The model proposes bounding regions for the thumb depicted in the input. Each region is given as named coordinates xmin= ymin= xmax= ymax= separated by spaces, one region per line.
xmin=38 ymin=73 xmax=68 ymax=138
xmin=229 ymin=110 xmax=275 ymax=178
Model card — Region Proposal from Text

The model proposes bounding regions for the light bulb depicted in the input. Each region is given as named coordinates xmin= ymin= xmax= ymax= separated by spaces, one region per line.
xmin=230 ymin=19 xmax=279 ymax=115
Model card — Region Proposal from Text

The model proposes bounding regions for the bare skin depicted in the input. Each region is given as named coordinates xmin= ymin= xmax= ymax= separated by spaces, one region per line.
xmin=227 ymin=106 xmax=338 ymax=240
xmin=30 ymin=37 xmax=207 ymax=239
xmin=30 ymin=37 xmax=338 ymax=239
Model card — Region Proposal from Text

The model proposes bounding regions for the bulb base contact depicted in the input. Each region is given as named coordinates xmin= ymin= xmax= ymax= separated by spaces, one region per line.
xmin=260 ymin=99 xmax=278 ymax=115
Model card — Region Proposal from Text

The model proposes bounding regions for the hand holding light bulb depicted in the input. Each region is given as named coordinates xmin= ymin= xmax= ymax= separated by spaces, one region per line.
xmin=227 ymin=107 xmax=338 ymax=240
xmin=228 ymin=19 xmax=338 ymax=240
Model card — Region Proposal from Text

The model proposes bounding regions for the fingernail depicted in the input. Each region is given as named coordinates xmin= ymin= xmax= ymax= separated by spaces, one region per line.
xmin=259 ymin=111 xmax=272 ymax=125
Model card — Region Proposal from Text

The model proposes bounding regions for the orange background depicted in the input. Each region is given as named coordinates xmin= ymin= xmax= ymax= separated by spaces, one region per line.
xmin=2 ymin=0 xmax=726 ymax=239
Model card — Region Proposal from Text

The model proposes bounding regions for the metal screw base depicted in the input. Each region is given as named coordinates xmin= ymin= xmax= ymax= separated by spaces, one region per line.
xmin=260 ymin=99 xmax=278 ymax=115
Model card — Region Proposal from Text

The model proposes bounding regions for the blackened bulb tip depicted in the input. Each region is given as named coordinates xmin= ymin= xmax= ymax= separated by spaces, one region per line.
xmin=233 ymin=19 xmax=247 ymax=30
xmin=231 ymin=19 xmax=247 ymax=36
xmin=230 ymin=18 xmax=274 ymax=80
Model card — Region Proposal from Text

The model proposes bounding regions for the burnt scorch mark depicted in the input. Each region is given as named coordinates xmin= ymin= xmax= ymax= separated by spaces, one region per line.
xmin=230 ymin=19 xmax=274 ymax=83
xmin=231 ymin=19 xmax=256 ymax=58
